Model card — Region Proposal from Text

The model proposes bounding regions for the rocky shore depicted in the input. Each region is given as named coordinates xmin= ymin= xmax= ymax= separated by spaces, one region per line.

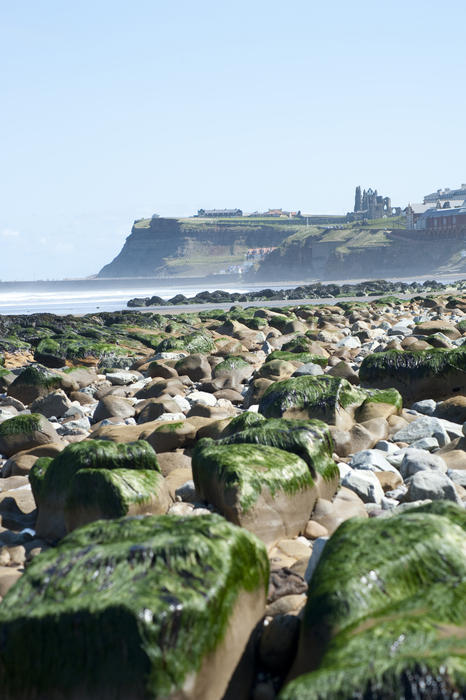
xmin=1 ymin=293 xmax=466 ymax=697
xmin=127 ymin=277 xmax=466 ymax=308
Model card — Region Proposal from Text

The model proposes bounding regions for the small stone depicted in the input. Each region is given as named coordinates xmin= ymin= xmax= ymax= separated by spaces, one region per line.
xmin=304 ymin=521 xmax=328 ymax=540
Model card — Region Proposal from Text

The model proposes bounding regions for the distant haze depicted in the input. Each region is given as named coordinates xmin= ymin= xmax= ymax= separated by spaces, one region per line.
xmin=1 ymin=0 xmax=465 ymax=280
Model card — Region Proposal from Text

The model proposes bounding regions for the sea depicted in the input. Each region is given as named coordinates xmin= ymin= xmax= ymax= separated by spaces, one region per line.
xmin=0 ymin=283 xmax=279 ymax=316
xmin=0 ymin=273 xmax=465 ymax=316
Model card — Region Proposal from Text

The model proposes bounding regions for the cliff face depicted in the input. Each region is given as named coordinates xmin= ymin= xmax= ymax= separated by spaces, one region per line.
xmin=253 ymin=226 xmax=466 ymax=281
xmin=98 ymin=217 xmax=299 ymax=278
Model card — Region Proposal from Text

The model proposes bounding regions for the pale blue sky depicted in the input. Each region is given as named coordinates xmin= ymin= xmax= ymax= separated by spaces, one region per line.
xmin=1 ymin=0 xmax=465 ymax=280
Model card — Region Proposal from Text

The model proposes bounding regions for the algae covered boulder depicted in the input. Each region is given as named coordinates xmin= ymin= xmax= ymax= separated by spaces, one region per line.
xmin=218 ymin=418 xmax=338 ymax=498
xmin=31 ymin=439 xmax=169 ymax=540
xmin=360 ymin=347 xmax=466 ymax=402
xmin=0 ymin=514 xmax=269 ymax=700
xmin=7 ymin=364 xmax=63 ymax=404
xmin=193 ymin=440 xmax=316 ymax=547
xmin=283 ymin=501 xmax=466 ymax=699
xmin=0 ymin=413 xmax=59 ymax=458
xmin=259 ymin=375 xmax=367 ymax=429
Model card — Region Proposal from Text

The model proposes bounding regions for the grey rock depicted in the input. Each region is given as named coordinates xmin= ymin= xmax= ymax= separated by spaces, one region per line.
xmin=341 ymin=470 xmax=384 ymax=505
xmin=292 ymin=363 xmax=324 ymax=377
xmin=175 ymin=480 xmax=198 ymax=504
xmin=393 ymin=416 xmax=450 ymax=447
xmin=409 ymin=437 xmax=439 ymax=451
xmin=400 ymin=448 xmax=447 ymax=479
xmin=411 ymin=399 xmax=436 ymax=416
xmin=350 ymin=449 xmax=399 ymax=473
xmin=405 ymin=471 xmax=459 ymax=503
xmin=447 ymin=469 xmax=466 ymax=488
xmin=304 ymin=537 xmax=329 ymax=583
xmin=106 ymin=371 xmax=141 ymax=386
xmin=384 ymin=485 xmax=408 ymax=501
xmin=374 ymin=440 xmax=399 ymax=454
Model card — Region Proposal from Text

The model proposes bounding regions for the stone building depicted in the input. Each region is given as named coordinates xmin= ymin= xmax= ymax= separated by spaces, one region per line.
xmin=348 ymin=186 xmax=400 ymax=221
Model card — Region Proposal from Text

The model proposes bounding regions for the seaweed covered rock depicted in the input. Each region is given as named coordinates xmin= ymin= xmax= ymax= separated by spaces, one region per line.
xmin=7 ymin=365 xmax=63 ymax=404
xmin=0 ymin=514 xmax=269 ymax=700
xmin=193 ymin=440 xmax=316 ymax=547
xmin=282 ymin=501 xmax=466 ymax=699
xmin=31 ymin=439 xmax=168 ymax=540
xmin=360 ymin=347 xmax=466 ymax=403
xmin=33 ymin=338 xmax=67 ymax=368
xmin=266 ymin=351 xmax=328 ymax=367
xmin=213 ymin=356 xmax=253 ymax=383
xmin=0 ymin=413 xmax=59 ymax=458
xmin=217 ymin=418 xmax=338 ymax=497
xmin=259 ymin=376 xmax=367 ymax=430
xmin=156 ymin=331 xmax=214 ymax=355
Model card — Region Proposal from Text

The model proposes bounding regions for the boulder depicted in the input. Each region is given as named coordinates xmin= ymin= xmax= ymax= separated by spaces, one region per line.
xmin=30 ymin=439 xmax=165 ymax=540
xmin=217 ymin=417 xmax=339 ymax=498
xmin=30 ymin=389 xmax=72 ymax=419
xmin=193 ymin=441 xmax=317 ymax=547
xmin=141 ymin=420 xmax=197 ymax=452
xmin=175 ymin=354 xmax=212 ymax=382
xmin=92 ymin=395 xmax=136 ymax=423
xmin=0 ymin=514 xmax=268 ymax=700
xmin=0 ymin=414 xmax=60 ymax=458
xmin=259 ymin=376 xmax=367 ymax=430
xmin=405 ymin=470 xmax=459 ymax=503
xmin=360 ymin=347 xmax=466 ymax=402
xmin=284 ymin=502 xmax=466 ymax=698
xmin=7 ymin=365 xmax=63 ymax=404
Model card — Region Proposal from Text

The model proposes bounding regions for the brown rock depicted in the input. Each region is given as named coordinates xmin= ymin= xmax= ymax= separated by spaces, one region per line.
xmin=156 ymin=451 xmax=192 ymax=477
xmin=304 ymin=520 xmax=329 ymax=540
xmin=135 ymin=396 xmax=182 ymax=423
xmin=92 ymin=396 xmax=135 ymax=423
xmin=164 ymin=467 xmax=194 ymax=501
xmin=175 ymin=354 xmax=212 ymax=382
xmin=356 ymin=401 xmax=397 ymax=422
xmin=0 ymin=567 xmax=22 ymax=597
xmin=374 ymin=470 xmax=403 ymax=492
xmin=141 ymin=420 xmax=197 ymax=452
xmin=147 ymin=362 xmax=179 ymax=379
xmin=435 ymin=396 xmax=466 ymax=424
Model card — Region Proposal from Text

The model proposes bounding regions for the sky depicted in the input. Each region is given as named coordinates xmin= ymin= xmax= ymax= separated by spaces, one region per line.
xmin=1 ymin=0 xmax=466 ymax=281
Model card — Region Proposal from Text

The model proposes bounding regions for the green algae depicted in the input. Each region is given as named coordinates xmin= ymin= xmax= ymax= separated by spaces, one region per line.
xmin=360 ymin=347 xmax=466 ymax=384
xmin=213 ymin=355 xmax=250 ymax=377
xmin=35 ymin=439 xmax=160 ymax=507
xmin=259 ymin=375 xmax=367 ymax=422
xmin=266 ymin=351 xmax=328 ymax=366
xmin=361 ymin=387 xmax=403 ymax=411
xmin=281 ymin=502 xmax=466 ymax=699
xmin=193 ymin=440 xmax=313 ymax=512
xmin=0 ymin=514 xmax=269 ymax=699
xmin=29 ymin=456 xmax=53 ymax=505
xmin=65 ymin=468 xmax=166 ymax=521
xmin=218 ymin=418 xmax=337 ymax=482
xmin=9 ymin=365 xmax=62 ymax=394
xmin=220 ymin=411 xmax=266 ymax=437
xmin=0 ymin=413 xmax=42 ymax=437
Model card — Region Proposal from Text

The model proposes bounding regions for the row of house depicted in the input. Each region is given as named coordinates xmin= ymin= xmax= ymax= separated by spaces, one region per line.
xmin=196 ymin=208 xmax=301 ymax=218
xmin=407 ymin=185 xmax=466 ymax=235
